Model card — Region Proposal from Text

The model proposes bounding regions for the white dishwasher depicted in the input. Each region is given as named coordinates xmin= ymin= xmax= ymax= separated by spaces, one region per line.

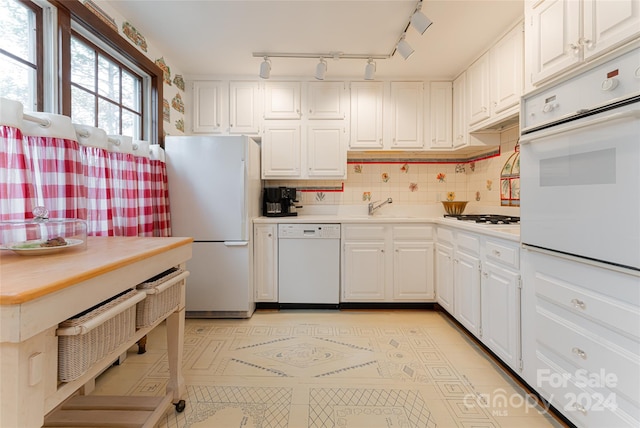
xmin=278 ymin=224 xmax=341 ymax=308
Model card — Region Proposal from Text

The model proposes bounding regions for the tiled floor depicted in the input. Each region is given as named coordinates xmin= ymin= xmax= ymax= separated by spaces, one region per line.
xmin=93 ymin=309 xmax=566 ymax=427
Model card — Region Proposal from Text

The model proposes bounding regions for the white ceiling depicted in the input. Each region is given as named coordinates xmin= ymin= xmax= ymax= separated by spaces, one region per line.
xmin=104 ymin=0 xmax=524 ymax=80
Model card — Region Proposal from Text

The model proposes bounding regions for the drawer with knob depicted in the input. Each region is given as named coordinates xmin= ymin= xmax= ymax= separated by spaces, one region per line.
xmin=484 ymin=238 xmax=519 ymax=268
xmin=535 ymin=350 xmax=640 ymax=428
xmin=535 ymin=306 xmax=639 ymax=408
xmin=532 ymin=253 xmax=640 ymax=340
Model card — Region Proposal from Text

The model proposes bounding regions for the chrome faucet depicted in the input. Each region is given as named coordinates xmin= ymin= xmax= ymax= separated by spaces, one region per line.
xmin=368 ymin=197 xmax=393 ymax=215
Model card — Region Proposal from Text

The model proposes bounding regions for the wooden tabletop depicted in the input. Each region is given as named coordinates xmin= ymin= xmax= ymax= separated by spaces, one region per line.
xmin=0 ymin=236 xmax=193 ymax=305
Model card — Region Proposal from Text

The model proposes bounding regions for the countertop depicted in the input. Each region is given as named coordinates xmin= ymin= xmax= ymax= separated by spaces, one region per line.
xmin=254 ymin=214 xmax=520 ymax=242
xmin=0 ymin=236 xmax=193 ymax=305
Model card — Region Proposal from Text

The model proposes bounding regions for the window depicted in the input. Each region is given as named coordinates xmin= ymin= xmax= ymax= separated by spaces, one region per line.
xmin=0 ymin=0 xmax=43 ymax=111
xmin=0 ymin=0 xmax=163 ymax=144
xmin=70 ymin=33 xmax=143 ymax=138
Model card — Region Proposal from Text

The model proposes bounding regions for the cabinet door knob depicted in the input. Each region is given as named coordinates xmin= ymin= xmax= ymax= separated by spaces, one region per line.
xmin=573 ymin=403 xmax=587 ymax=415
xmin=482 ymin=272 xmax=488 ymax=278
xmin=569 ymin=43 xmax=580 ymax=53
xmin=571 ymin=347 xmax=587 ymax=360
xmin=580 ymin=38 xmax=593 ymax=49
xmin=493 ymin=249 xmax=501 ymax=257
xmin=267 ymin=233 xmax=272 ymax=237
xmin=570 ymin=298 xmax=586 ymax=310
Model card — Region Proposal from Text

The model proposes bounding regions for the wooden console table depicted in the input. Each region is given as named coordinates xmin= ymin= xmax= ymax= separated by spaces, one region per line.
xmin=0 ymin=236 xmax=193 ymax=427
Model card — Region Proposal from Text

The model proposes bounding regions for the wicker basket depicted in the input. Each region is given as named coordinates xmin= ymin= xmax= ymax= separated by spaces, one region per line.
xmin=441 ymin=201 xmax=469 ymax=215
xmin=57 ymin=289 xmax=145 ymax=382
xmin=135 ymin=267 xmax=188 ymax=328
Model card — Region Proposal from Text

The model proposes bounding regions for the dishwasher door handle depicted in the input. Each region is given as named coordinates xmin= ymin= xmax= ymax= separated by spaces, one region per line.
xmin=224 ymin=241 xmax=249 ymax=247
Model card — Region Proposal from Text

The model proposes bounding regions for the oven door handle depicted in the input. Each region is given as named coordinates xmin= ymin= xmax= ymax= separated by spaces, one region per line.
xmin=520 ymin=107 xmax=640 ymax=144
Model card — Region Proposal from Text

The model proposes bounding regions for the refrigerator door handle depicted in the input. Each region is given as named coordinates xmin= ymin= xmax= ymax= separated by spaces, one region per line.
xmin=239 ymin=160 xmax=247 ymax=240
xmin=224 ymin=241 xmax=249 ymax=247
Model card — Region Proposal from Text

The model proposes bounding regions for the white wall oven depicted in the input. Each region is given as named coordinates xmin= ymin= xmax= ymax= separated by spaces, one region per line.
xmin=520 ymin=46 xmax=640 ymax=271
xmin=520 ymin=46 xmax=640 ymax=428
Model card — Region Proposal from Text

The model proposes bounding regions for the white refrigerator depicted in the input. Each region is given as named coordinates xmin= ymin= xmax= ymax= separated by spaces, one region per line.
xmin=165 ymin=135 xmax=261 ymax=318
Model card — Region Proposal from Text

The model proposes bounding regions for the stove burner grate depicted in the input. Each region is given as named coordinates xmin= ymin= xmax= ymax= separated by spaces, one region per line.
xmin=444 ymin=214 xmax=520 ymax=224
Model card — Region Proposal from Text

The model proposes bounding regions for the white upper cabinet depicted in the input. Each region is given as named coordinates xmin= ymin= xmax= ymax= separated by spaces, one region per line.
xmin=466 ymin=53 xmax=491 ymax=127
xmin=490 ymin=23 xmax=524 ymax=115
xmin=390 ymin=82 xmax=424 ymax=149
xmin=429 ymin=81 xmax=453 ymax=149
xmin=229 ymin=81 xmax=260 ymax=135
xmin=452 ymin=73 xmax=467 ymax=148
xmin=306 ymin=121 xmax=347 ymax=178
xmin=191 ymin=80 xmax=228 ymax=134
xmin=465 ymin=21 xmax=524 ymax=131
xmin=306 ymin=81 xmax=348 ymax=120
xmin=263 ymin=82 xmax=302 ymax=119
xmin=526 ymin=0 xmax=640 ymax=86
xmin=261 ymin=83 xmax=348 ymax=180
xmin=527 ymin=0 xmax=581 ymax=85
xmin=191 ymin=80 xmax=261 ymax=135
xmin=583 ymin=0 xmax=640 ymax=60
xmin=261 ymin=121 xmax=301 ymax=178
xmin=349 ymin=81 xmax=384 ymax=149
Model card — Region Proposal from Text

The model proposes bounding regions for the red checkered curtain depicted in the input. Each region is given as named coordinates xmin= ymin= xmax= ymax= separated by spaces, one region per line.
xmin=149 ymin=145 xmax=171 ymax=237
xmin=107 ymin=136 xmax=139 ymax=237
xmin=75 ymin=125 xmax=113 ymax=236
xmin=21 ymin=113 xmax=86 ymax=221
xmin=0 ymin=98 xmax=35 ymax=221
xmin=133 ymin=140 xmax=154 ymax=237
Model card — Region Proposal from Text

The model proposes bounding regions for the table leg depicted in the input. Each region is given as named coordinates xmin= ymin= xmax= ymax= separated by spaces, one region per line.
xmin=137 ymin=335 xmax=147 ymax=354
xmin=0 ymin=328 xmax=56 ymax=428
xmin=165 ymin=307 xmax=186 ymax=403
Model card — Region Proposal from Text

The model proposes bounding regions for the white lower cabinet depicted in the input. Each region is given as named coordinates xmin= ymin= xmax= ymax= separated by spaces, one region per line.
xmin=454 ymin=247 xmax=481 ymax=336
xmin=481 ymin=260 xmax=521 ymax=372
xmin=453 ymin=231 xmax=482 ymax=336
xmin=393 ymin=241 xmax=435 ymax=300
xmin=342 ymin=224 xmax=435 ymax=302
xmin=435 ymin=241 xmax=455 ymax=312
xmin=343 ymin=240 xmax=386 ymax=301
xmin=436 ymin=227 xmax=523 ymax=372
xmin=253 ymin=224 xmax=278 ymax=302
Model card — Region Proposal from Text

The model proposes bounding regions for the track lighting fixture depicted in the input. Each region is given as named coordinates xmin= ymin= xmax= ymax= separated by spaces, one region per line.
xmin=315 ymin=58 xmax=327 ymax=80
xmin=410 ymin=3 xmax=432 ymax=35
xmin=259 ymin=56 xmax=271 ymax=79
xmin=364 ymin=58 xmax=376 ymax=80
xmin=252 ymin=1 xmax=433 ymax=76
xmin=396 ymin=35 xmax=414 ymax=60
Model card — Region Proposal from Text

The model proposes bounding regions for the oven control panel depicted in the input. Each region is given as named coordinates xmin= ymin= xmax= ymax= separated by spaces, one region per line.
xmin=522 ymin=47 xmax=640 ymax=132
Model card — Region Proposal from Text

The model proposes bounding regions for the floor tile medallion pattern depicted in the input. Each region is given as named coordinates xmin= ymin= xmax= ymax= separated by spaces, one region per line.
xmin=93 ymin=311 xmax=563 ymax=428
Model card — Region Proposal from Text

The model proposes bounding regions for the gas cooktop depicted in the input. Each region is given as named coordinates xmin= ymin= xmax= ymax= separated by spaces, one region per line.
xmin=444 ymin=214 xmax=520 ymax=224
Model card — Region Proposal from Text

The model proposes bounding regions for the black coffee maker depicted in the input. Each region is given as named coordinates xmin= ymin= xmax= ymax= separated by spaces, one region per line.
xmin=263 ymin=187 xmax=300 ymax=217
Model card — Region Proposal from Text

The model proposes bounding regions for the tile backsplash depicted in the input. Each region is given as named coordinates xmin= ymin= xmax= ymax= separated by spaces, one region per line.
xmin=267 ymin=126 xmax=520 ymax=212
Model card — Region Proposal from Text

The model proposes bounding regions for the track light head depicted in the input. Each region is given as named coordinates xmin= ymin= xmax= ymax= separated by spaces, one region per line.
xmin=396 ymin=36 xmax=414 ymax=60
xmin=410 ymin=8 xmax=432 ymax=35
xmin=315 ymin=58 xmax=327 ymax=80
xmin=364 ymin=58 xmax=376 ymax=80
xmin=259 ymin=56 xmax=271 ymax=79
